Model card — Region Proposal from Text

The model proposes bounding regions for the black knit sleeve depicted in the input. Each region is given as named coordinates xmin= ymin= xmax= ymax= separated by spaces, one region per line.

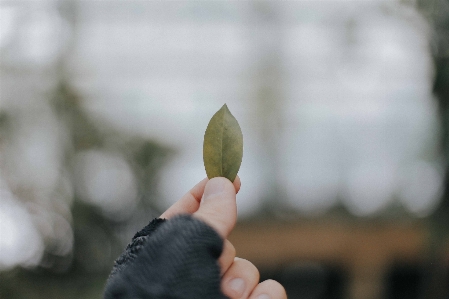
xmin=104 ymin=215 xmax=228 ymax=299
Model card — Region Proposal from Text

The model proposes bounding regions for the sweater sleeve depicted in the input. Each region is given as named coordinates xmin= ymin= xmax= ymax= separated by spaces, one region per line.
xmin=104 ymin=214 xmax=228 ymax=299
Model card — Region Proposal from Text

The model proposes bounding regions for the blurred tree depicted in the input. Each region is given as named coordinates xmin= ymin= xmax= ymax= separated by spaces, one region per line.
xmin=417 ymin=0 xmax=449 ymax=298
xmin=0 ymin=1 xmax=172 ymax=297
xmin=0 ymin=81 xmax=172 ymax=298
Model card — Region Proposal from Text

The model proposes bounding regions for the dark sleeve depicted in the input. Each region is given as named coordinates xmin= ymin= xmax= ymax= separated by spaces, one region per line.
xmin=104 ymin=214 xmax=228 ymax=299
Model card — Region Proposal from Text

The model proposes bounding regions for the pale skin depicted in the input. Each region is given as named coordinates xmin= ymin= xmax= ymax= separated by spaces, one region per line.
xmin=160 ymin=176 xmax=287 ymax=299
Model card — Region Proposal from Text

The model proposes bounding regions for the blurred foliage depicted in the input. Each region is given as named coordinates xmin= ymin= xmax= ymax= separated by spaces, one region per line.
xmin=0 ymin=80 xmax=172 ymax=298
xmin=416 ymin=1 xmax=449 ymax=298
xmin=417 ymin=0 xmax=449 ymax=225
xmin=421 ymin=0 xmax=449 ymax=212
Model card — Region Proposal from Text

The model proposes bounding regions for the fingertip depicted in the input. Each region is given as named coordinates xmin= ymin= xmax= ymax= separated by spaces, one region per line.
xmin=249 ymin=279 xmax=287 ymax=299
xmin=159 ymin=177 xmax=208 ymax=219
xmin=233 ymin=175 xmax=241 ymax=194
xmin=202 ymin=177 xmax=228 ymax=200
xmin=189 ymin=177 xmax=210 ymax=202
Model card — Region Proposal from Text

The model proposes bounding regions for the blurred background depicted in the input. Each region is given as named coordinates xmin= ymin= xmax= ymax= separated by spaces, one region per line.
xmin=0 ymin=0 xmax=448 ymax=298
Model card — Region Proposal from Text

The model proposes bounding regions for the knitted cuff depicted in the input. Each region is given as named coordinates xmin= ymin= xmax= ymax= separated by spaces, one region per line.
xmin=104 ymin=215 xmax=227 ymax=299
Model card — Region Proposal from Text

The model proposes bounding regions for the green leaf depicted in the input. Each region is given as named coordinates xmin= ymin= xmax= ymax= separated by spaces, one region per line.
xmin=203 ymin=104 xmax=243 ymax=182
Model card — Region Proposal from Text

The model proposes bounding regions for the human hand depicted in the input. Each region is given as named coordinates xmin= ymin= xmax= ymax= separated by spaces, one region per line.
xmin=160 ymin=176 xmax=287 ymax=299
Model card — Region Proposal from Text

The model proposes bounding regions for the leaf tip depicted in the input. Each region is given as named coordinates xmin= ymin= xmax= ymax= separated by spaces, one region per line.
xmin=221 ymin=103 xmax=232 ymax=115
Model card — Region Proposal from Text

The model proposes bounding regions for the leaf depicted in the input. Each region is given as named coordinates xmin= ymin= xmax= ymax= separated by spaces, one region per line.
xmin=203 ymin=104 xmax=243 ymax=182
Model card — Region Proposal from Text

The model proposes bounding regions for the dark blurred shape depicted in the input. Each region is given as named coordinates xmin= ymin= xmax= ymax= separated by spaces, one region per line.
xmin=418 ymin=1 xmax=449 ymax=298
xmin=51 ymin=82 xmax=103 ymax=150
xmin=385 ymin=263 xmax=425 ymax=299
xmin=418 ymin=0 xmax=449 ymax=217
xmin=260 ymin=263 xmax=347 ymax=299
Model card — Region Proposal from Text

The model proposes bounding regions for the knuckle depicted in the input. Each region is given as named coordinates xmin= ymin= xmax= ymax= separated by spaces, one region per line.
xmin=235 ymin=258 xmax=260 ymax=280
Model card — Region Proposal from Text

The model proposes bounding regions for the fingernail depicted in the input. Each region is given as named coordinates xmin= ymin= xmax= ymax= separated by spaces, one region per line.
xmin=203 ymin=178 xmax=225 ymax=200
xmin=256 ymin=294 xmax=271 ymax=299
xmin=228 ymin=278 xmax=245 ymax=295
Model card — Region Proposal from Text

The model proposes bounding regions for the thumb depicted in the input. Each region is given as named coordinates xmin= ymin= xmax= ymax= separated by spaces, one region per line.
xmin=193 ymin=177 xmax=237 ymax=238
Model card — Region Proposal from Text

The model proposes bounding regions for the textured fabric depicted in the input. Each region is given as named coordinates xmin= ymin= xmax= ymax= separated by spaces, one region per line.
xmin=104 ymin=215 xmax=228 ymax=299
xmin=108 ymin=218 xmax=167 ymax=279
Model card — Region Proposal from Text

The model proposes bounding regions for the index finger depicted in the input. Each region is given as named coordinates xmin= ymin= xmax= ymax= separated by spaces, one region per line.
xmin=160 ymin=175 xmax=241 ymax=219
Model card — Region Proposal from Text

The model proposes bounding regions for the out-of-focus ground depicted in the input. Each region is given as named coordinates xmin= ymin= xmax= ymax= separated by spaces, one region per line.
xmin=0 ymin=1 xmax=448 ymax=298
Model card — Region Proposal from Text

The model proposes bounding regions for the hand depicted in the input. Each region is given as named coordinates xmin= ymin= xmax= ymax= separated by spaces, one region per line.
xmin=160 ymin=176 xmax=287 ymax=299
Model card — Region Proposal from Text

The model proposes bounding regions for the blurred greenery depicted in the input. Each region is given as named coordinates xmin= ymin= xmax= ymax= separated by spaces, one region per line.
xmin=417 ymin=0 xmax=449 ymax=232
xmin=417 ymin=1 xmax=449 ymax=298
xmin=0 ymin=80 xmax=172 ymax=299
